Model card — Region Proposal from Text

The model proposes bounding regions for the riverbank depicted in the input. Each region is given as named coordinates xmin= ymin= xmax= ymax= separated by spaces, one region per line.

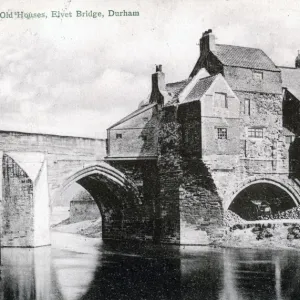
xmin=218 ymin=223 xmax=300 ymax=251
xmin=218 ymin=209 xmax=300 ymax=250
xmin=50 ymin=209 xmax=300 ymax=251
xmin=51 ymin=217 xmax=102 ymax=238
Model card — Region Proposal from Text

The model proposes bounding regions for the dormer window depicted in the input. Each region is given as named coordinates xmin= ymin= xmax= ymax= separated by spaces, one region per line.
xmin=214 ymin=93 xmax=228 ymax=108
xmin=253 ymin=71 xmax=263 ymax=81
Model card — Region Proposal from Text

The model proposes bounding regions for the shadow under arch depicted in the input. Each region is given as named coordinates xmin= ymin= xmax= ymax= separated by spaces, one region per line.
xmin=56 ymin=162 xmax=144 ymax=241
xmin=225 ymin=178 xmax=300 ymax=220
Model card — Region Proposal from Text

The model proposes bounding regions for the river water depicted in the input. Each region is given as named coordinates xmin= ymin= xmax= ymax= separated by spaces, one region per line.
xmin=1 ymin=232 xmax=300 ymax=300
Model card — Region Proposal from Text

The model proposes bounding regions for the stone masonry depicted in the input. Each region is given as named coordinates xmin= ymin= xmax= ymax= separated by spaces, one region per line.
xmin=3 ymin=29 xmax=300 ymax=247
xmin=106 ymin=29 xmax=300 ymax=244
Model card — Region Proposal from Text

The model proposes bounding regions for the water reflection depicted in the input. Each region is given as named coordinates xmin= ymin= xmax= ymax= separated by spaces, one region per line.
xmin=1 ymin=234 xmax=300 ymax=300
xmin=0 ymin=247 xmax=62 ymax=300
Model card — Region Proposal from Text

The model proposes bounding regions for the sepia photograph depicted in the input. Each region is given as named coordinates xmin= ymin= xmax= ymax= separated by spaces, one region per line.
xmin=0 ymin=0 xmax=300 ymax=299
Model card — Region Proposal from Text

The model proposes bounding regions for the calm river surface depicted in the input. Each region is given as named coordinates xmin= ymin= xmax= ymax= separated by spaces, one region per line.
xmin=1 ymin=231 xmax=300 ymax=300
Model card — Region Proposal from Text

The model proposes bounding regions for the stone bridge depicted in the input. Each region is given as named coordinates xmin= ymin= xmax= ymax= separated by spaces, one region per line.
xmin=1 ymin=130 xmax=300 ymax=247
xmin=0 ymin=130 xmax=158 ymax=247
xmin=0 ymin=130 xmax=105 ymax=247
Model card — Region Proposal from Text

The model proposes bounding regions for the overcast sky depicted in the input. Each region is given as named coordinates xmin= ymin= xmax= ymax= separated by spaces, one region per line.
xmin=0 ymin=0 xmax=299 ymax=138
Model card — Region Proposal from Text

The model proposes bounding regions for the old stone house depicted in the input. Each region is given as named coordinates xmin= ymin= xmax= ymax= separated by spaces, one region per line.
xmin=106 ymin=30 xmax=300 ymax=244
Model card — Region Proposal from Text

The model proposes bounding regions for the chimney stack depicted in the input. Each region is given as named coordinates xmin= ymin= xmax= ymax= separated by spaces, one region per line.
xmin=149 ymin=65 xmax=170 ymax=106
xmin=199 ymin=29 xmax=216 ymax=55
xmin=296 ymin=51 xmax=300 ymax=68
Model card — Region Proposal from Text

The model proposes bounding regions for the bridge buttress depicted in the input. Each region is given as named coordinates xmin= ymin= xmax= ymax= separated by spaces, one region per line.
xmin=1 ymin=152 xmax=50 ymax=247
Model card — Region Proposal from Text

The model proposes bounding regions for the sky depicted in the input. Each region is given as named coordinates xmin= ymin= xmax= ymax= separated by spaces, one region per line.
xmin=0 ymin=0 xmax=299 ymax=138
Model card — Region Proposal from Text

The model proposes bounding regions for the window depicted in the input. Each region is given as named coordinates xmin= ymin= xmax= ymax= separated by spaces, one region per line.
xmin=217 ymin=128 xmax=227 ymax=139
xmin=244 ymin=99 xmax=250 ymax=115
xmin=253 ymin=71 xmax=263 ymax=81
xmin=116 ymin=133 xmax=122 ymax=139
xmin=215 ymin=93 xmax=228 ymax=108
xmin=248 ymin=128 xmax=263 ymax=138
xmin=285 ymin=136 xmax=294 ymax=144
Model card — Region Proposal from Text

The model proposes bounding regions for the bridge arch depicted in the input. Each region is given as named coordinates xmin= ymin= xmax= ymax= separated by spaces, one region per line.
xmin=55 ymin=162 xmax=144 ymax=241
xmin=224 ymin=176 xmax=300 ymax=220
xmin=60 ymin=162 xmax=140 ymax=202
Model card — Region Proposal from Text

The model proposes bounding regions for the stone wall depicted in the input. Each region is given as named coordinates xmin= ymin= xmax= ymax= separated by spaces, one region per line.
xmin=157 ymin=105 xmax=182 ymax=243
xmin=0 ymin=130 xmax=106 ymax=247
xmin=2 ymin=154 xmax=35 ymax=246
xmin=0 ymin=130 xmax=105 ymax=157
xmin=224 ymin=66 xmax=282 ymax=94
xmin=107 ymin=160 xmax=159 ymax=241
xmin=237 ymin=92 xmax=288 ymax=173
xmin=203 ymin=91 xmax=291 ymax=210
xmin=69 ymin=200 xmax=100 ymax=223
xmin=178 ymin=101 xmax=202 ymax=156
xmin=283 ymin=90 xmax=300 ymax=135
xmin=108 ymin=105 xmax=160 ymax=158
xmin=155 ymin=104 xmax=224 ymax=244
xmin=1 ymin=153 xmax=50 ymax=247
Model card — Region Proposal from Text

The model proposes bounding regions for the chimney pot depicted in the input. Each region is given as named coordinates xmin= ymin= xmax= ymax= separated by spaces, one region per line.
xmin=200 ymin=28 xmax=216 ymax=55
xmin=156 ymin=64 xmax=162 ymax=72
xmin=150 ymin=65 xmax=166 ymax=105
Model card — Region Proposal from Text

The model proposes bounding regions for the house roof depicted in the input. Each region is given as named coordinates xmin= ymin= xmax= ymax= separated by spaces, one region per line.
xmin=212 ymin=44 xmax=279 ymax=72
xmin=108 ymin=103 xmax=156 ymax=129
xmin=280 ymin=67 xmax=300 ymax=100
xmin=183 ymin=75 xmax=218 ymax=103
xmin=166 ymin=79 xmax=190 ymax=99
